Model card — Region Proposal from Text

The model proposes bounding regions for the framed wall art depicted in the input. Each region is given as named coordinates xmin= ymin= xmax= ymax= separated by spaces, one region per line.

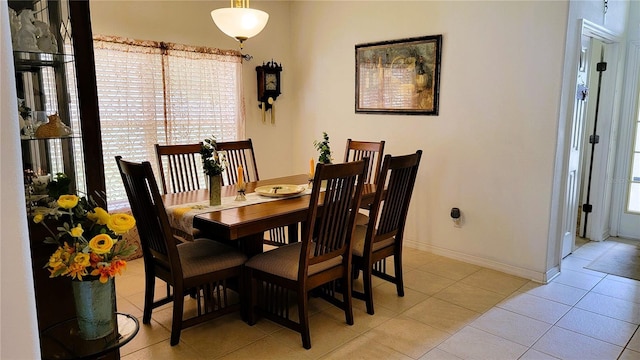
xmin=355 ymin=35 xmax=442 ymax=115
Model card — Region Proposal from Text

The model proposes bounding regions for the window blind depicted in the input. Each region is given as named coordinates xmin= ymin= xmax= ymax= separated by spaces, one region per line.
xmin=93 ymin=37 xmax=244 ymax=210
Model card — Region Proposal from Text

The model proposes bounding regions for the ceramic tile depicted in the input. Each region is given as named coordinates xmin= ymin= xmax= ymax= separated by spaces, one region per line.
xmin=518 ymin=349 xmax=560 ymax=359
xmin=591 ymin=277 xmax=640 ymax=304
xmin=218 ymin=336 xmax=314 ymax=360
xmin=121 ymin=339 xmax=205 ymax=360
xmin=372 ymin=281 xmax=431 ymax=314
xmin=575 ymin=291 xmax=640 ymax=324
xmin=556 ymin=307 xmax=637 ymax=346
xmin=626 ymin=327 xmax=640 ymax=352
xmin=418 ymin=348 xmax=463 ymax=360
xmin=116 ymin=296 xmax=143 ymax=319
xmin=403 ymin=268 xmax=457 ymax=295
xmin=458 ymin=268 xmax=529 ymax=295
xmin=321 ymin=295 xmax=396 ymax=334
xmin=570 ymin=241 xmax=616 ymax=261
xmin=532 ymin=326 xmax=622 ymax=360
xmin=403 ymin=297 xmax=481 ymax=334
xmin=551 ymin=268 xmax=603 ymax=290
xmin=619 ymin=348 xmax=640 ymax=360
xmin=433 ymin=282 xmax=507 ymax=313
xmin=178 ymin=314 xmax=268 ymax=359
xmin=120 ymin=318 xmax=171 ymax=356
xmin=365 ymin=316 xmax=450 ymax=358
xmin=417 ymin=256 xmax=481 ymax=281
xmin=268 ymin=311 xmax=361 ymax=358
xmin=469 ymin=307 xmax=551 ymax=346
xmin=319 ymin=332 xmax=413 ymax=360
xmin=518 ymin=281 xmax=588 ymax=306
xmin=561 ymin=256 xmax=608 ymax=277
xmin=437 ymin=326 xmax=528 ymax=360
xmin=497 ymin=292 xmax=571 ymax=324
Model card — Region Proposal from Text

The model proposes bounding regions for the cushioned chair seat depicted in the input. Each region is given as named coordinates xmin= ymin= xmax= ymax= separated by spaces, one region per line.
xmin=351 ymin=225 xmax=395 ymax=257
xmin=246 ymin=242 xmax=342 ymax=280
xmin=178 ymin=239 xmax=247 ymax=279
xmin=355 ymin=212 xmax=369 ymax=226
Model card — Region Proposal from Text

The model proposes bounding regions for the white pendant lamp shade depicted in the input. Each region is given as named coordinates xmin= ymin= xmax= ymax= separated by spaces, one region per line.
xmin=211 ymin=7 xmax=269 ymax=45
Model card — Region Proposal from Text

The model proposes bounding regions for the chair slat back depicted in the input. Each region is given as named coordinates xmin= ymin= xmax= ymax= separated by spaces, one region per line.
xmin=216 ymin=139 xmax=259 ymax=186
xmin=344 ymin=139 xmax=385 ymax=184
xmin=155 ymin=143 xmax=204 ymax=194
xmin=301 ymin=159 xmax=368 ymax=274
xmin=367 ymin=151 xmax=422 ymax=251
xmin=116 ymin=156 xmax=180 ymax=272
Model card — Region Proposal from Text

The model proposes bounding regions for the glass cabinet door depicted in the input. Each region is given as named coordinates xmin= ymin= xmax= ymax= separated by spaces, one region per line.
xmin=10 ymin=0 xmax=87 ymax=211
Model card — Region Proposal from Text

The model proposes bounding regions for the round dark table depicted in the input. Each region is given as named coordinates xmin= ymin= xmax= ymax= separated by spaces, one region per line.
xmin=40 ymin=313 xmax=139 ymax=360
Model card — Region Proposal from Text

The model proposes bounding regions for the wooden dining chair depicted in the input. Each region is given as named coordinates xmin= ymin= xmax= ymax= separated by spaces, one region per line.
xmin=344 ymin=139 xmax=385 ymax=185
xmin=116 ymin=156 xmax=247 ymax=346
xmin=344 ymin=139 xmax=385 ymax=226
xmin=154 ymin=143 xmax=208 ymax=241
xmin=351 ymin=150 xmax=422 ymax=315
xmin=217 ymin=139 xmax=291 ymax=247
xmin=245 ymin=159 xmax=368 ymax=349
xmin=216 ymin=139 xmax=259 ymax=186
xmin=154 ymin=143 xmax=205 ymax=194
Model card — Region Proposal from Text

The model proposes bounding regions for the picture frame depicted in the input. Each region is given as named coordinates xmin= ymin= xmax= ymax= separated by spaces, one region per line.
xmin=355 ymin=35 xmax=442 ymax=115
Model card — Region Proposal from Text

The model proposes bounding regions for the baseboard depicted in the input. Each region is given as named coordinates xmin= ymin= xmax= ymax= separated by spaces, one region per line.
xmin=404 ymin=239 xmax=548 ymax=283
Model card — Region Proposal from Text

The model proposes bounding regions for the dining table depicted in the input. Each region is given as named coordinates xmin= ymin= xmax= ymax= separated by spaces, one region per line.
xmin=162 ymin=174 xmax=376 ymax=257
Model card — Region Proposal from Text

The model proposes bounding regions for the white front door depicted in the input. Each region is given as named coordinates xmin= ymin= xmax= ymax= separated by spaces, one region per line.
xmin=561 ymin=35 xmax=592 ymax=258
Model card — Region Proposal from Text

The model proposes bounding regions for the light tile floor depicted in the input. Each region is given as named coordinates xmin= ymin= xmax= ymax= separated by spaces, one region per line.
xmin=117 ymin=237 xmax=640 ymax=359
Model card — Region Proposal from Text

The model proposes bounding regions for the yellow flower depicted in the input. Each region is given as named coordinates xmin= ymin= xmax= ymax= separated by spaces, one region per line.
xmin=88 ymin=207 xmax=110 ymax=225
xmin=74 ymin=253 xmax=91 ymax=267
xmin=69 ymin=224 xmax=83 ymax=238
xmin=33 ymin=214 xmax=44 ymax=223
xmin=107 ymin=213 xmax=136 ymax=235
xmin=57 ymin=195 xmax=79 ymax=209
xmin=88 ymin=234 xmax=114 ymax=254
xmin=48 ymin=247 xmax=65 ymax=268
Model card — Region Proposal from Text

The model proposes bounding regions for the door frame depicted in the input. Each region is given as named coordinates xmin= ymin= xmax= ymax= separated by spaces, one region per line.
xmin=548 ymin=19 xmax=621 ymax=280
xmin=579 ymin=37 xmax=622 ymax=242
xmin=610 ymin=40 xmax=640 ymax=239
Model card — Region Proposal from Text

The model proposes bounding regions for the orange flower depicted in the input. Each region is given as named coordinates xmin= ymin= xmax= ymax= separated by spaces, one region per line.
xmin=110 ymin=259 xmax=127 ymax=276
xmin=67 ymin=262 xmax=88 ymax=281
xmin=91 ymin=263 xmax=114 ymax=283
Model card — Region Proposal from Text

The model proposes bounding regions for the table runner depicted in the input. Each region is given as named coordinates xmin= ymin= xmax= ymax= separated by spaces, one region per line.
xmin=166 ymin=185 xmax=311 ymax=236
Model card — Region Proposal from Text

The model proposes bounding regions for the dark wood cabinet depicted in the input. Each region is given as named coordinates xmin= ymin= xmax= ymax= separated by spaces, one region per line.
xmin=8 ymin=0 xmax=106 ymax=354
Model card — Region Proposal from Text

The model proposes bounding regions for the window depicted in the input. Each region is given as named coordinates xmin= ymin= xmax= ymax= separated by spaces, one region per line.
xmin=93 ymin=37 xmax=245 ymax=209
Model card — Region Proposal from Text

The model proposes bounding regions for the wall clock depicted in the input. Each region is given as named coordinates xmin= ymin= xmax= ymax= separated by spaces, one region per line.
xmin=256 ymin=60 xmax=282 ymax=123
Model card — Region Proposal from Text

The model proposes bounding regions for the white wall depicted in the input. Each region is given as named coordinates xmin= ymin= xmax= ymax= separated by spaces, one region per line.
xmin=289 ymin=1 xmax=569 ymax=280
xmin=0 ymin=3 xmax=41 ymax=357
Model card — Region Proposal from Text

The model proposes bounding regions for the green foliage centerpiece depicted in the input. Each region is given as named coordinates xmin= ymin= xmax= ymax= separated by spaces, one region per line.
xmin=313 ymin=132 xmax=332 ymax=164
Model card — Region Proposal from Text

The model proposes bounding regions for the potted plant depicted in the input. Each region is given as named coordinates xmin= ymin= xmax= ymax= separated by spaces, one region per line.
xmin=32 ymin=189 xmax=137 ymax=340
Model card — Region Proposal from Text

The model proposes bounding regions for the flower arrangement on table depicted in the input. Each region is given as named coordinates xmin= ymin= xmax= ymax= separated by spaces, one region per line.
xmin=200 ymin=135 xmax=226 ymax=176
xmin=201 ymin=135 xmax=227 ymax=205
xmin=32 ymin=175 xmax=137 ymax=283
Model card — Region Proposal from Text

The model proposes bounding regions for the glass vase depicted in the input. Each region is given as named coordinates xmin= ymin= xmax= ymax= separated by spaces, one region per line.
xmin=71 ymin=278 xmax=116 ymax=340
xmin=209 ymin=174 xmax=222 ymax=206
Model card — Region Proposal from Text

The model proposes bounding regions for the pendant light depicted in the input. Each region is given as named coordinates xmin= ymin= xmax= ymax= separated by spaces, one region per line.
xmin=210 ymin=0 xmax=269 ymax=49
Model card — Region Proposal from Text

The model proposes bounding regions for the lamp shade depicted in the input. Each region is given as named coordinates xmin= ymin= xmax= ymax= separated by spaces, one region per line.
xmin=210 ymin=7 xmax=269 ymax=43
